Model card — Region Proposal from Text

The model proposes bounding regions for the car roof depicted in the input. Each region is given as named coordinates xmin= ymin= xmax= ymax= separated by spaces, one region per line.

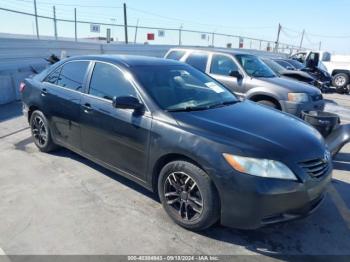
xmin=168 ymin=47 xmax=287 ymax=58
xmin=65 ymin=54 xmax=183 ymax=67
xmin=169 ymin=47 xmax=250 ymax=56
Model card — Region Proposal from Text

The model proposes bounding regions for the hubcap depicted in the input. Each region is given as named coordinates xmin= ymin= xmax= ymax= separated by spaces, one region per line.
xmin=31 ymin=116 xmax=48 ymax=146
xmin=335 ymin=75 xmax=346 ymax=87
xmin=164 ymin=172 xmax=203 ymax=221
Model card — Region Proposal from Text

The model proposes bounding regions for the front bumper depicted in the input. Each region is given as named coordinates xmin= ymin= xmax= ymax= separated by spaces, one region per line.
xmin=280 ymin=99 xmax=325 ymax=117
xmin=217 ymin=167 xmax=332 ymax=229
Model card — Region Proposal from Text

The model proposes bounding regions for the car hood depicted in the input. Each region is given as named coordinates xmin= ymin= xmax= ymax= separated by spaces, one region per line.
xmin=255 ymin=76 xmax=321 ymax=94
xmin=172 ymin=101 xmax=325 ymax=161
xmin=280 ymin=69 xmax=315 ymax=81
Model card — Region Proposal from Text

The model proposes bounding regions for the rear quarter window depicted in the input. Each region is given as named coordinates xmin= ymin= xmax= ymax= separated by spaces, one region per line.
xmin=185 ymin=52 xmax=209 ymax=72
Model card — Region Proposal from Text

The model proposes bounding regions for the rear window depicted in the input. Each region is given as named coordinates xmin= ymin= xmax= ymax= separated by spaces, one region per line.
xmin=166 ymin=50 xmax=186 ymax=61
xmin=185 ymin=52 xmax=208 ymax=72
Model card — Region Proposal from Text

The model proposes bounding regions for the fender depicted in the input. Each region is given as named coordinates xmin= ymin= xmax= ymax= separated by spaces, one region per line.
xmin=245 ymin=87 xmax=283 ymax=103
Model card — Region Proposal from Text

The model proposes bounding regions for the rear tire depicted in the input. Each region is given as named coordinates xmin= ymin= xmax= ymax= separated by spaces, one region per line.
xmin=158 ymin=161 xmax=220 ymax=231
xmin=332 ymin=73 xmax=349 ymax=89
xmin=257 ymin=100 xmax=279 ymax=109
xmin=30 ymin=110 xmax=58 ymax=153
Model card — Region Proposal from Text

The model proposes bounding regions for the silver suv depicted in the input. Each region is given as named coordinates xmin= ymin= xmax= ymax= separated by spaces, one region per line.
xmin=165 ymin=48 xmax=325 ymax=116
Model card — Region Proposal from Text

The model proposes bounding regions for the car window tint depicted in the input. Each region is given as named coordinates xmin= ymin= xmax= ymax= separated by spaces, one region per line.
xmin=185 ymin=52 xmax=208 ymax=72
xmin=275 ymin=60 xmax=295 ymax=69
xmin=210 ymin=54 xmax=238 ymax=76
xmin=133 ymin=64 xmax=237 ymax=111
xmin=89 ymin=62 xmax=137 ymax=101
xmin=166 ymin=50 xmax=186 ymax=60
xmin=44 ymin=67 xmax=62 ymax=84
xmin=56 ymin=61 xmax=89 ymax=91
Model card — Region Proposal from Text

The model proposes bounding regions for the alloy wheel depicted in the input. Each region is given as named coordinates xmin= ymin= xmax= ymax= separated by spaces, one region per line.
xmin=31 ymin=115 xmax=48 ymax=146
xmin=163 ymin=172 xmax=203 ymax=221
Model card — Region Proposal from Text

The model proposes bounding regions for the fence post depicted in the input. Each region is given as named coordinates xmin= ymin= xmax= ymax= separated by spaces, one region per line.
xmin=259 ymin=40 xmax=262 ymax=50
xmin=123 ymin=3 xmax=128 ymax=44
xmin=178 ymin=25 xmax=182 ymax=46
xmin=134 ymin=19 xmax=139 ymax=44
xmin=53 ymin=6 xmax=57 ymax=40
xmin=33 ymin=0 xmax=39 ymax=39
xmin=74 ymin=8 xmax=77 ymax=42
xmin=211 ymin=32 xmax=214 ymax=47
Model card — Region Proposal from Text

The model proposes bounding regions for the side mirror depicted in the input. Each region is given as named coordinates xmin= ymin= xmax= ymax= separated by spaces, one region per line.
xmin=112 ymin=96 xmax=144 ymax=112
xmin=229 ymin=70 xmax=243 ymax=79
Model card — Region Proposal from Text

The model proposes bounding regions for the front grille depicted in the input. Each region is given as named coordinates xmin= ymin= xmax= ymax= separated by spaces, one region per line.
xmin=299 ymin=158 xmax=329 ymax=178
xmin=311 ymin=94 xmax=323 ymax=101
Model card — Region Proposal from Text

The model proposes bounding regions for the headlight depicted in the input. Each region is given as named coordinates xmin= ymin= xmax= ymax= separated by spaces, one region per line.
xmin=288 ymin=93 xmax=309 ymax=103
xmin=223 ymin=154 xmax=297 ymax=180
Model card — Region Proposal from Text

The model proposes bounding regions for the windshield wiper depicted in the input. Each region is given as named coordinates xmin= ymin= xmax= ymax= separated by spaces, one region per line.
xmin=207 ymin=100 xmax=239 ymax=109
xmin=167 ymin=106 xmax=210 ymax=112
xmin=167 ymin=100 xmax=239 ymax=112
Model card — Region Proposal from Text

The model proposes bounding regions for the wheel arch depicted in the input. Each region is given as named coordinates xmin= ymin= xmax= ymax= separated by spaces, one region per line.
xmin=248 ymin=93 xmax=282 ymax=110
xmin=151 ymin=153 xmax=219 ymax=196
xmin=331 ymin=69 xmax=350 ymax=77
xmin=27 ymin=104 xmax=41 ymax=122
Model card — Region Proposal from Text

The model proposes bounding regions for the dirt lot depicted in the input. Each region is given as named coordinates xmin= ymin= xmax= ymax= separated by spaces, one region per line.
xmin=0 ymin=94 xmax=349 ymax=258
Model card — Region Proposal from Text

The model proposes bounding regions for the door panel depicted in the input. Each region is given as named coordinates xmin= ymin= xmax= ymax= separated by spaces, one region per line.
xmin=42 ymin=61 xmax=90 ymax=149
xmin=80 ymin=62 xmax=151 ymax=180
xmin=81 ymin=96 xmax=151 ymax=179
xmin=44 ymin=83 xmax=82 ymax=149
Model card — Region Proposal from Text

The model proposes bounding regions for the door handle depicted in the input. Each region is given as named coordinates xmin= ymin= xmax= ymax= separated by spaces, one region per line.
xmin=41 ymin=88 xmax=48 ymax=96
xmin=83 ymin=103 xmax=92 ymax=113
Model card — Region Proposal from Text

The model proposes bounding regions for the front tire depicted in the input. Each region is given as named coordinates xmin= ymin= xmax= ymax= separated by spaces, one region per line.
xmin=158 ymin=161 xmax=220 ymax=231
xmin=30 ymin=110 xmax=58 ymax=152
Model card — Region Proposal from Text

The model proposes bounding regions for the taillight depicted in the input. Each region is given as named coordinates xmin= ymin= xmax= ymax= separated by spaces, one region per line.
xmin=19 ymin=82 xmax=26 ymax=93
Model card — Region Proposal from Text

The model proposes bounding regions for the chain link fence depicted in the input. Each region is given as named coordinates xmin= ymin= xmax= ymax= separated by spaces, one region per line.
xmin=0 ymin=6 xmax=305 ymax=54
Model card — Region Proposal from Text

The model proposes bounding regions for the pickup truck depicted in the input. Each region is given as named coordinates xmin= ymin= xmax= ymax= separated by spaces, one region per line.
xmin=290 ymin=51 xmax=350 ymax=93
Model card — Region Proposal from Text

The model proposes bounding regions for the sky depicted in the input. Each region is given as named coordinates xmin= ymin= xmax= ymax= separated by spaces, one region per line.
xmin=0 ymin=0 xmax=349 ymax=54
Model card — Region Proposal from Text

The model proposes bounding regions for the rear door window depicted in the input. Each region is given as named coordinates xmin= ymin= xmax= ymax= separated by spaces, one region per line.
xmin=56 ymin=61 xmax=89 ymax=92
xmin=185 ymin=52 xmax=208 ymax=72
xmin=166 ymin=50 xmax=186 ymax=61
xmin=210 ymin=54 xmax=238 ymax=76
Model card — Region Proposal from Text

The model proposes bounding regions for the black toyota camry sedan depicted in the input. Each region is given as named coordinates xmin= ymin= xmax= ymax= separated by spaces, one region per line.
xmin=21 ymin=55 xmax=332 ymax=230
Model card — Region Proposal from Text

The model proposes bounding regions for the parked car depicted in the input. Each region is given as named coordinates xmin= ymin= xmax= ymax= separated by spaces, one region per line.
xmin=262 ymin=58 xmax=331 ymax=93
xmin=274 ymin=58 xmax=305 ymax=70
xmin=21 ymin=55 xmax=332 ymax=230
xmin=165 ymin=48 xmax=325 ymax=117
xmin=291 ymin=51 xmax=350 ymax=93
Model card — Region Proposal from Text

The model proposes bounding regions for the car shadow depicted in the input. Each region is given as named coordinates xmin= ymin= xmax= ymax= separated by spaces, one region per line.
xmin=333 ymin=152 xmax=350 ymax=172
xmin=50 ymin=147 xmax=159 ymax=202
xmin=324 ymin=99 xmax=338 ymax=105
xmin=14 ymin=137 xmax=350 ymax=256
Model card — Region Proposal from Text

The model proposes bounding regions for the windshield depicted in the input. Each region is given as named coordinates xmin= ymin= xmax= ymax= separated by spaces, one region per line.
xmin=235 ymin=54 xmax=276 ymax=78
xmin=132 ymin=65 xmax=238 ymax=111
xmin=261 ymin=58 xmax=285 ymax=75
xmin=286 ymin=59 xmax=305 ymax=70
